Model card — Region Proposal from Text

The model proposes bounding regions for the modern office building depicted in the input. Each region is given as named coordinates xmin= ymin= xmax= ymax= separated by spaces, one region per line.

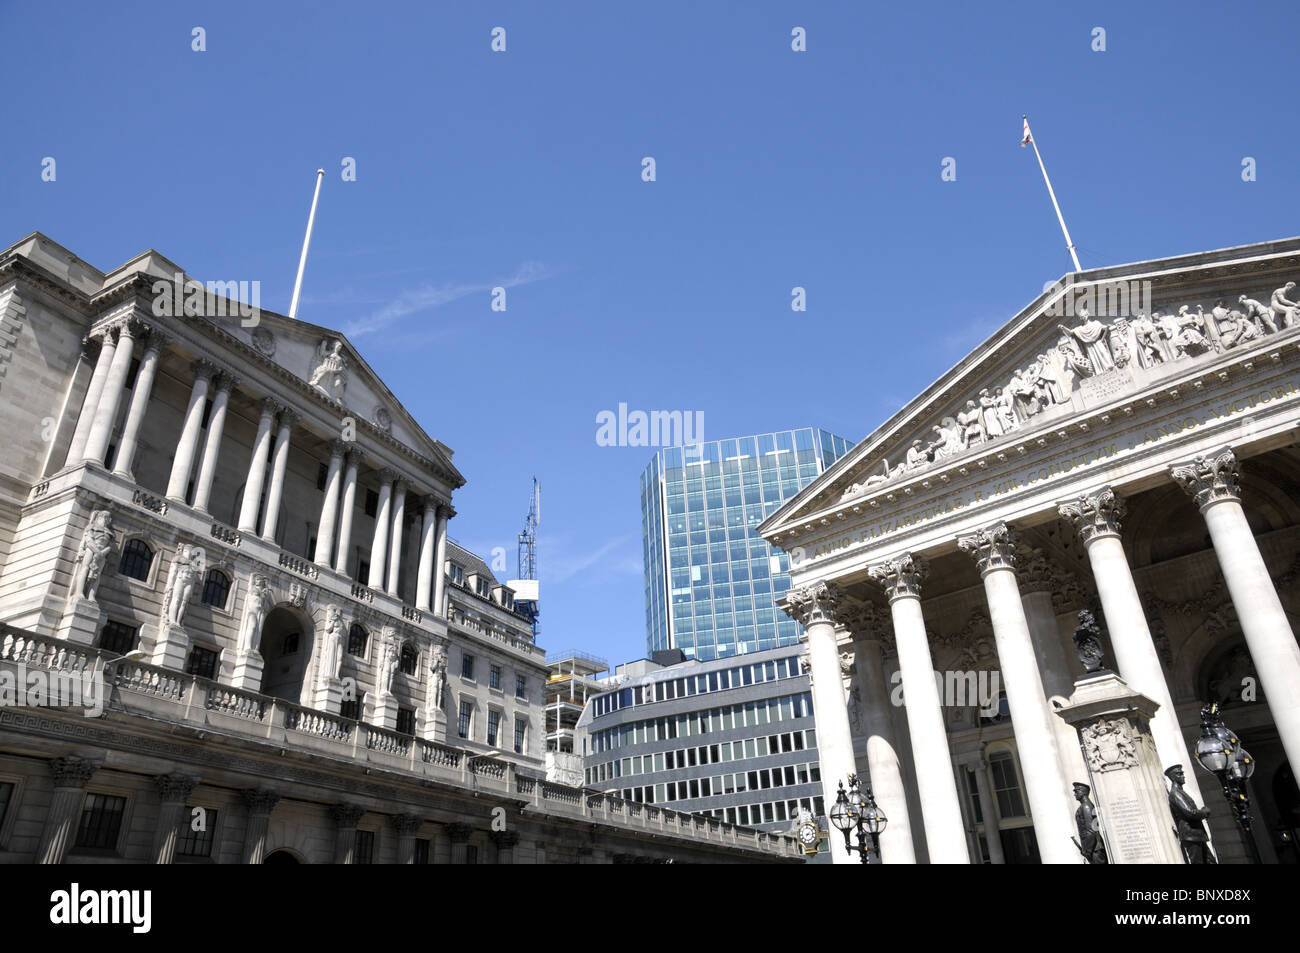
xmin=579 ymin=646 xmax=824 ymax=843
xmin=641 ymin=429 xmax=854 ymax=661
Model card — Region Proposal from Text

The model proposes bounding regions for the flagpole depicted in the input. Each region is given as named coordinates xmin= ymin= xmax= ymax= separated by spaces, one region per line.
xmin=1023 ymin=115 xmax=1082 ymax=272
xmin=288 ymin=169 xmax=325 ymax=319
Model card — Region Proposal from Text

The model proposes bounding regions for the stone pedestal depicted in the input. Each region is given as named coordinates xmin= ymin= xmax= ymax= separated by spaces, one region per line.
xmin=231 ymin=652 xmax=264 ymax=692
xmin=372 ymin=693 xmax=399 ymax=730
xmin=420 ymin=707 xmax=447 ymax=743
xmin=312 ymin=677 xmax=343 ymax=715
xmin=54 ymin=597 xmax=105 ymax=646
xmin=1055 ymin=670 xmax=1184 ymax=864
xmin=148 ymin=623 xmax=190 ymax=669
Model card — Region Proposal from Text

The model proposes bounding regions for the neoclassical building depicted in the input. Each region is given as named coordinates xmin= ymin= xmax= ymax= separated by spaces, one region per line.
xmin=762 ymin=238 xmax=1300 ymax=864
xmin=0 ymin=233 xmax=798 ymax=864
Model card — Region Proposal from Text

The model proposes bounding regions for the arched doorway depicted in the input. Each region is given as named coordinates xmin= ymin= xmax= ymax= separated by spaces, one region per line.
xmin=263 ymin=849 xmax=303 ymax=864
xmin=259 ymin=605 xmax=314 ymax=704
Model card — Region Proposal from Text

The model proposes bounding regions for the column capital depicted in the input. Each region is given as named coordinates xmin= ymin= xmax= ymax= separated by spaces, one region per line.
xmin=378 ymin=467 xmax=400 ymax=485
xmin=839 ymin=600 xmax=886 ymax=638
xmin=326 ymin=438 xmax=349 ymax=459
xmin=212 ymin=372 xmax=239 ymax=394
xmin=191 ymin=358 xmax=218 ymax=382
xmin=868 ymin=553 xmax=929 ymax=602
xmin=331 ymin=803 xmax=365 ymax=828
xmin=241 ymin=788 xmax=281 ymax=815
xmin=439 ymin=502 xmax=456 ymax=520
xmin=154 ymin=773 xmax=198 ymax=803
xmin=490 ymin=829 xmax=520 ymax=849
xmin=444 ymin=821 xmax=473 ymax=843
xmin=259 ymin=397 xmax=285 ymax=418
xmin=118 ymin=317 xmax=148 ymax=341
xmin=49 ymin=755 xmax=97 ymax=789
xmin=1170 ymin=447 xmax=1241 ymax=510
xmin=957 ymin=520 xmax=1019 ymax=577
xmin=142 ymin=329 xmax=170 ymax=355
xmin=781 ymin=580 xmax=843 ymax=627
xmin=276 ymin=407 xmax=301 ymax=428
xmin=343 ymin=445 xmax=365 ymax=469
xmin=1058 ymin=486 xmax=1125 ymax=544
xmin=391 ymin=813 xmax=423 ymax=836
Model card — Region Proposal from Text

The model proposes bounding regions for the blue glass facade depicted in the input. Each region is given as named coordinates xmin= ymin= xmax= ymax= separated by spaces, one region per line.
xmin=641 ymin=428 xmax=853 ymax=660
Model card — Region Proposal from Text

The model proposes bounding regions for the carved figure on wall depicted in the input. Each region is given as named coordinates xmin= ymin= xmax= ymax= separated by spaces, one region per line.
xmin=904 ymin=438 xmax=930 ymax=471
xmin=1072 ymin=782 xmax=1108 ymax=864
xmin=1036 ymin=352 xmax=1070 ymax=404
xmin=1166 ymin=306 xmax=1213 ymax=358
xmin=1008 ymin=368 xmax=1043 ymax=419
xmin=161 ymin=544 xmax=205 ymax=628
xmin=69 ymin=510 xmax=115 ymax=604
xmin=977 ymin=389 xmax=1003 ymax=438
xmin=956 ymin=399 xmax=986 ymax=448
xmin=377 ymin=630 xmax=400 ymax=698
xmin=237 ymin=573 xmax=275 ymax=656
xmin=1084 ymin=718 xmax=1138 ymax=772
xmin=1057 ymin=338 xmax=1093 ymax=378
xmin=1130 ymin=312 xmax=1165 ymax=367
xmin=1271 ymin=281 xmax=1299 ymax=330
xmin=319 ymin=605 xmax=345 ymax=682
xmin=1239 ymin=294 xmax=1277 ymax=335
xmin=1058 ymin=307 xmax=1115 ymax=375
xmin=429 ymin=643 xmax=448 ymax=711
xmin=1212 ymin=302 xmax=1258 ymax=350
xmin=993 ymin=386 xmax=1018 ymax=433
xmin=1107 ymin=319 xmax=1132 ymax=369
xmin=309 ymin=339 xmax=349 ymax=402
xmin=929 ymin=417 xmax=962 ymax=459
xmin=1166 ymin=765 xmax=1216 ymax=864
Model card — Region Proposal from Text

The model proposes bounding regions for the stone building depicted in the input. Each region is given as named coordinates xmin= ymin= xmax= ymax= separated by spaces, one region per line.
xmin=0 ymin=233 xmax=798 ymax=864
xmin=761 ymin=238 xmax=1300 ymax=864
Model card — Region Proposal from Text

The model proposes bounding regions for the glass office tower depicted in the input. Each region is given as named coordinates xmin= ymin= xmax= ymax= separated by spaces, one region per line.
xmin=640 ymin=428 xmax=854 ymax=660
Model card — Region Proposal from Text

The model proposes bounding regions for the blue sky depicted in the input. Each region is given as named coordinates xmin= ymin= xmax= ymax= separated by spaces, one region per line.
xmin=4 ymin=1 xmax=1298 ymax=669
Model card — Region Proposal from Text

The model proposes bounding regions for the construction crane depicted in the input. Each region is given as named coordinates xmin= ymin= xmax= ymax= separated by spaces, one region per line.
xmin=508 ymin=477 xmax=540 ymax=639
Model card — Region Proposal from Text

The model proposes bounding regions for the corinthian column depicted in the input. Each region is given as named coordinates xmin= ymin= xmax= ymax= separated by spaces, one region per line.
xmin=332 ymin=803 xmax=365 ymax=864
xmin=36 ymin=756 xmax=97 ymax=864
xmin=417 ymin=497 xmax=438 ymax=610
xmin=65 ymin=330 xmax=116 ymax=465
xmin=784 ymin=581 xmax=856 ymax=865
xmin=238 ymin=399 xmax=279 ymax=533
xmin=166 ymin=360 xmax=217 ymax=502
xmin=240 ymin=789 xmax=280 ymax=864
xmin=112 ymin=331 xmax=167 ymax=479
xmin=1058 ymin=487 xmax=1209 ymax=811
xmin=152 ymin=774 xmax=198 ymax=864
xmin=260 ymin=409 xmax=296 ymax=541
xmin=1171 ymin=448 xmax=1300 ymax=777
xmin=367 ymin=470 xmax=395 ymax=589
xmin=957 ymin=521 xmax=1079 ymax=863
xmin=192 ymin=374 xmax=238 ymax=513
xmin=82 ymin=319 xmax=139 ymax=466
xmin=314 ymin=440 xmax=346 ymax=568
xmin=334 ymin=448 xmax=361 ymax=576
xmin=386 ymin=478 xmax=408 ymax=596
xmin=868 ymin=554 xmax=970 ymax=863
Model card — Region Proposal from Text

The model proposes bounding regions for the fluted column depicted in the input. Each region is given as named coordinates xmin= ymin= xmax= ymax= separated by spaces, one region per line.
xmin=315 ymin=440 xmax=346 ymax=568
xmin=392 ymin=814 xmax=422 ymax=864
xmin=334 ymin=449 xmax=361 ymax=575
xmin=82 ymin=320 xmax=139 ymax=466
xmin=332 ymin=803 xmax=365 ymax=864
xmin=957 ymin=522 xmax=1079 ymax=863
xmin=65 ymin=330 xmax=116 ymax=465
xmin=491 ymin=829 xmax=520 ymax=864
xmin=1058 ymin=487 xmax=1209 ymax=811
xmin=367 ymin=470 xmax=395 ymax=589
xmin=446 ymin=822 xmax=472 ymax=864
xmin=1172 ymin=448 xmax=1300 ymax=777
xmin=165 ymin=360 xmax=217 ymax=501
xmin=36 ymin=756 xmax=97 ymax=864
xmin=847 ymin=618 xmax=917 ymax=863
xmin=432 ymin=504 xmax=451 ymax=616
xmin=868 ymin=554 xmax=970 ymax=863
xmin=260 ymin=409 xmax=296 ymax=541
xmin=417 ymin=498 xmax=438 ymax=610
xmin=191 ymin=374 xmax=237 ymax=514
xmin=240 ymin=789 xmax=280 ymax=864
xmin=152 ymin=774 xmax=198 ymax=864
xmin=784 ymin=582 xmax=856 ymax=864
xmin=238 ymin=399 xmax=279 ymax=533
xmin=386 ymin=479 xmax=408 ymax=596
xmin=964 ymin=755 xmax=1006 ymax=864
xmin=111 ymin=331 xmax=166 ymax=479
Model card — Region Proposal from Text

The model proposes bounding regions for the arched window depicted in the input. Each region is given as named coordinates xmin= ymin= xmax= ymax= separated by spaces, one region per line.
xmin=347 ymin=623 xmax=368 ymax=657
xmin=399 ymin=642 xmax=418 ymax=676
xmin=118 ymin=539 xmax=154 ymax=581
xmin=201 ymin=569 xmax=231 ymax=608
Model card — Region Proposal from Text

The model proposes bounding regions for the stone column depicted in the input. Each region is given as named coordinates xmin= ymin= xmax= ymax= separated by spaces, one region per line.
xmin=958 ymin=522 xmax=1080 ymax=864
xmin=332 ymin=804 xmax=365 ymax=864
xmin=240 ymin=789 xmax=280 ymax=864
xmin=392 ymin=814 xmax=422 ymax=864
xmin=446 ymin=822 xmax=472 ymax=864
xmin=165 ymin=360 xmax=217 ymax=502
xmin=112 ymin=331 xmax=166 ymax=479
xmin=1172 ymin=448 xmax=1300 ymax=778
xmin=845 ymin=612 xmax=917 ymax=863
xmin=432 ymin=504 xmax=451 ymax=616
xmin=238 ymin=399 xmax=279 ymax=533
xmin=65 ymin=329 xmax=116 ymax=465
xmin=1058 ymin=487 xmax=1209 ymax=810
xmin=416 ymin=498 xmax=438 ymax=610
xmin=191 ymin=374 xmax=237 ymax=514
xmin=367 ymin=470 xmax=395 ymax=589
xmin=491 ymin=829 xmax=520 ymax=864
xmin=82 ymin=320 xmax=140 ymax=466
xmin=963 ymin=755 xmax=1006 ymax=864
xmin=36 ymin=756 xmax=96 ymax=864
xmin=260 ymin=409 xmax=296 ymax=541
xmin=784 ymin=582 xmax=856 ymax=864
xmin=314 ymin=440 xmax=346 ymax=568
xmin=386 ymin=478 xmax=408 ymax=596
xmin=152 ymin=774 xmax=197 ymax=864
xmin=334 ymin=448 xmax=360 ymax=575
xmin=868 ymin=554 xmax=970 ymax=863
xmin=1016 ymin=547 xmax=1077 ymax=699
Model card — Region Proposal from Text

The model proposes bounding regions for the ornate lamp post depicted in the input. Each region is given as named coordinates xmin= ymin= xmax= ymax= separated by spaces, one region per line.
xmin=1192 ymin=702 xmax=1261 ymax=864
xmin=829 ymin=774 xmax=887 ymax=864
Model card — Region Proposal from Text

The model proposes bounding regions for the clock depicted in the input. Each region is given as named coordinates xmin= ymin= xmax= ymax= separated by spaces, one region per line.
xmin=798 ymin=821 xmax=820 ymax=850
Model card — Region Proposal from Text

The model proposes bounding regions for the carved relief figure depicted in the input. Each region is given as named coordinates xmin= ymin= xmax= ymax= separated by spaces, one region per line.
xmin=429 ymin=643 xmax=448 ymax=712
xmin=929 ymin=417 xmax=962 ymax=459
xmin=309 ymin=339 xmax=349 ymax=402
xmin=1107 ymin=319 xmax=1132 ymax=369
xmin=319 ymin=605 xmax=346 ymax=683
xmin=904 ymin=438 xmax=930 ymax=471
xmin=1007 ymin=368 xmax=1042 ymax=419
xmin=1084 ymin=718 xmax=1137 ymax=772
xmin=977 ymin=388 xmax=1003 ymax=438
xmin=1056 ymin=339 xmax=1093 ymax=378
xmin=69 ymin=510 xmax=115 ymax=604
xmin=1239 ymin=294 xmax=1277 ymax=334
xmin=1130 ymin=311 xmax=1165 ymax=367
xmin=237 ymin=573 xmax=275 ymax=656
xmin=956 ymin=399 xmax=986 ymax=448
xmin=1214 ymin=306 xmax=1258 ymax=350
xmin=377 ymin=630 xmax=400 ymax=698
xmin=161 ymin=544 xmax=205 ymax=628
xmin=993 ymin=386 xmax=1018 ymax=433
xmin=1058 ymin=307 xmax=1115 ymax=374
xmin=1271 ymin=281 xmax=1299 ymax=330
xmin=1035 ymin=352 xmax=1069 ymax=404
xmin=1165 ymin=305 xmax=1213 ymax=358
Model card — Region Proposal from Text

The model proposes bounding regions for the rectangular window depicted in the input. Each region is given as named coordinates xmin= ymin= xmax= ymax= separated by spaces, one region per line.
xmin=176 ymin=808 xmax=217 ymax=858
xmin=414 ymin=838 xmax=430 ymax=864
xmin=487 ymin=710 xmax=501 ymax=746
xmin=514 ymin=718 xmax=526 ymax=754
xmin=461 ymin=654 xmax=475 ymax=680
xmin=75 ymin=793 xmax=126 ymax=851
xmin=316 ymin=461 xmax=329 ymax=491
xmin=489 ymin=665 xmax=502 ymax=690
xmin=98 ymin=621 xmax=139 ymax=656
xmin=466 ymin=844 xmax=478 ymax=865
xmin=184 ymin=647 xmax=219 ymax=681
xmin=396 ymin=707 xmax=416 ymax=735
xmin=515 ymin=675 xmax=526 ymax=699
xmin=458 ymin=701 xmax=473 ymax=739
xmin=354 ymin=829 xmax=374 ymax=864
xmin=364 ymin=489 xmax=379 ymax=517
xmin=340 ymin=692 xmax=364 ymax=721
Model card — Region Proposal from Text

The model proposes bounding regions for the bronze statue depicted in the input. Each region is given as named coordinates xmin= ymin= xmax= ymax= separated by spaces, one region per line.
xmin=1165 ymin=765 xmax=1216 ymax=864
xmin=1072 ymin=782 xmax=1108 ymax=864
xmin=1073 ymin=609 xmax=1107 ymax=673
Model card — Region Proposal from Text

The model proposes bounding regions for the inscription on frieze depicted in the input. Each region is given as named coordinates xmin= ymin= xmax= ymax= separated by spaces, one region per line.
xmin=1079 ymin=368 xmax=1135 ymax=406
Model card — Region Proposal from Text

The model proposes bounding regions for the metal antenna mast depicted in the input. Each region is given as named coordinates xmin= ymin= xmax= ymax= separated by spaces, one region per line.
xmin=512 ymin=477 xmax=541 ymax=638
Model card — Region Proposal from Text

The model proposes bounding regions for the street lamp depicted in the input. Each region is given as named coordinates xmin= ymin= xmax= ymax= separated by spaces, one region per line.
xmin=1193 ymin=701 xmax=1261 ymax=864
xmin=829 ymin=774 xmax=887 ymax=864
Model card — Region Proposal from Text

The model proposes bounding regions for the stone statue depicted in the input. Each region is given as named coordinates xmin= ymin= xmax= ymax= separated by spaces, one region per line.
xmin=904 ymin=438 xmax=930 ymax=471
xmin=161 ymin=544 xmax=205 ymax=627
xmin=69 ymin=510 xmax=115 ymax=604
xmin=309 ymin=339 xmax=349 ymax=402
xmin=377 ymin=630 xmax=400 ymax=698
xmin=429 ymin=643 xmax=448 ymax=712
xmin=929 ymin=417 xmax=962 ymax=459
xmin=1058 ymin=308 xmax=1115 ymax=375
xmin=1107 ymin=319 xmax=1132 ymax=369
xmin=1167 ymin=306 xmax=1213 ymax=358
xmin=1056 ymin=339 xmax=1093 ymax=378
xmin=1007 ymin=368 xmax=1042 ymax=419
xmin=1214 ymin=305 xmax=1258 ymax=350
xmin=993 ymin=386 xmax=1018 ymax=433
xmin=1073 ymin=609 xmax=1106 ymax=673
xmin=1271 ymin=281 xmax=1299 ymax=330
xmin=1165 ymin=765 xmax=1216 ymax=864
xmin=1130 ymin=311 xmax=1165 ymax=367
xmin=237 ymin=573 xmax=275 ymax=656
xmin=319 ymin=605 xmax=345 ymax=683
xmin=1072 ymin=782 xmax=1108 ymax=864
xmin=1035 ymin=352 xmax=1069 ymax=404
xmin=977 ymin=388 xmax=1003 ymax=438
xmin=956 ymin=399 xmax=986 ymax=448
xmin=1238 ymin=294 xmax=1277 ymax=335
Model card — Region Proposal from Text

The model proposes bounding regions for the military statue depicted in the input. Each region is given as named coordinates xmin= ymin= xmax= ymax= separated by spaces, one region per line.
xmin=1072 ymin=782 xmax=1108 ymax=864
xmin=1166 ymin=765 xmax=1217 ymax=864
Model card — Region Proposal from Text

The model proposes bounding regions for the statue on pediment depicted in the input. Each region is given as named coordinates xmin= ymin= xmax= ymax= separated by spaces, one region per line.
xmin=1164 ymin=306 xmax=1213 ymax=359
xmin=978 ymin=388 xmax=1004 ymax=438
xmin=1057 ymin=338 xmax=1093 ymax=377
xmin=904 ymin=438 xmax=931 ymax=471
xmin=929 ymin=417 xmax=962 ymax=459
xmin=1058 ymin=307 xmax=1115 ymax=375
xmin=1107 ymin=319 xmax=1132 ymax=369
xmin=309 ymin=339 xmax=349 ymax=402
xmin=1007 ymin=367 xmax=1043 ymax=418
xmin=1035 ymin=352 xmax=1070 ymax=404
xmin=993 ymin=386 xmax=1018 ymax=433
xmin=1238 ymin=294 xmax=1277 ymax=334
xmin=1272 ymin=281 xmax=1299 ymax=330
xmin=1215 ymin=304 xmax=1259 ymax=349
xmin=956 ymin=400 xmax=986 ymax=448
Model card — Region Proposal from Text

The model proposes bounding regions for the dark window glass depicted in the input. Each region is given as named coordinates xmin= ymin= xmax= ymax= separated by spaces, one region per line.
xmin=98 ymin=621 xmax=138 ymax=656
xmin=487 ymin=710 xmax=501 ymax=746
xmin=515 ymin=675 xmax=526 ymax=699
xmin=400 ymin=643 xmax=418 ymax=675
xmin=118 ymin=539 xmax=154 ymax=581
xmin=75 ymin=793 xmax=126 ymax=850
xmin=514 ymin=718 xmax=526 ymax=754
xmin=176 ymin=808 xmax=217 ymax=858
xmin=340 ymin=691 xmax=363 ymax=721
xmin=461 ymin=655 xmax=474 ymax=680
xmin=316 ymin=462 xmax=328 ymax=491
xmin=354 ymin=829 xmax=374 ymax=864
xmin=396 ymin=707 xmax=415 ymax=735
xmin=414 ymin=838 xmax=430 ymax=864
xmin=466 ymin=844 xmax=478 ymax=865
xmin=347 ymin=624 xmax=368 ymax=657
xmin=458 ymin=701 xmax=472 ymax=739
xmin=364 ymin=489 xmax=378 ymax=517
xmin=185 ymin=647 xmax=219 ymax=680
xmin=200 ymin=569 xmax=230 ymax=608
xmin=489 ymin=665 xmax=501 ymax=690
